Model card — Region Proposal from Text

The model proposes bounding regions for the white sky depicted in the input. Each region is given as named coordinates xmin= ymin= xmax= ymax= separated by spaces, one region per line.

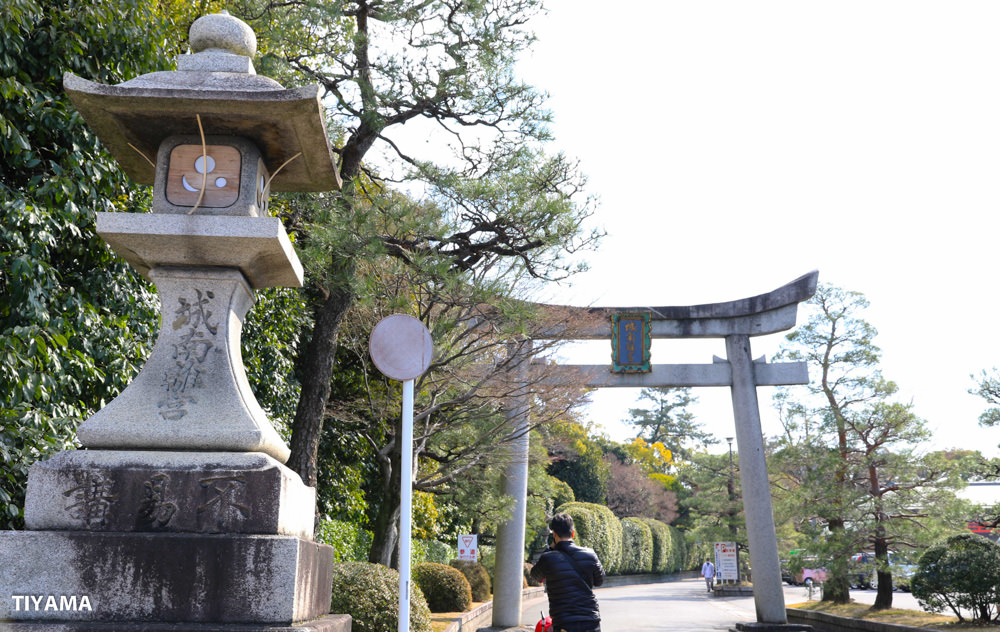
xmin=513 ymin=0 xmax=1000 ymax=457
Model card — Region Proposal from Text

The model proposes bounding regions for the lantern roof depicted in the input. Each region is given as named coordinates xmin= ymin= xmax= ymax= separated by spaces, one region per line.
xmin=63 ymin=12 xmax=341 ymax=192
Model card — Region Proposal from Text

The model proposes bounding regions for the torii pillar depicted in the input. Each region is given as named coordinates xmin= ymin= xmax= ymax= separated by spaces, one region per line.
xmin=491 ymin=271 xmax=818 ymax=627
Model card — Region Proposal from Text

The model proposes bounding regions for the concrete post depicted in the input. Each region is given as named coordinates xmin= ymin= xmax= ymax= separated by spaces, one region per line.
xmin=492 ymin=343 xmax=532 ymax=628
xmin=726 ymin=334 xmax=787 ymax=625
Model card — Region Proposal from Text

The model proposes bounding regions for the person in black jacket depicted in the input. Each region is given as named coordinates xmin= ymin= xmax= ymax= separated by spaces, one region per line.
xmin=530 ymin=513 xmax=605 ymax=632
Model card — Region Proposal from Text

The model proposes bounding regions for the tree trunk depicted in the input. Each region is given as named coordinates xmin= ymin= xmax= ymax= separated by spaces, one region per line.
xmin=820 ymin=345 xmax=852 ymax=604
xmin=368 ymin=433 xmax=402 ymax=567
xmin=822 ymin=517 xmax=851 ymax=604
xmin=872 ymin=524 xmax=893 ymax=610
xmin=287 ymin=255 xmax=356 ymax=488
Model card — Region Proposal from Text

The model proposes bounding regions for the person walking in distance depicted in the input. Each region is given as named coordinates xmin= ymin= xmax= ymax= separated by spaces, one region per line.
xmin=702 ymin=558 xmax=716 ymax=592
xmin=531 ymin=513 xmax=605 ymax=632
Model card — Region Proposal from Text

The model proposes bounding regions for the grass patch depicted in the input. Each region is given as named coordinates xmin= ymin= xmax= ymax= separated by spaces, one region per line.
xmin=788 ymin=600 xmax=997 ymax=630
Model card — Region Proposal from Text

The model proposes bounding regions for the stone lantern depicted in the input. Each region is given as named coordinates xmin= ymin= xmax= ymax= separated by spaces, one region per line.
xmin=0 ymin=13 xmax=350 ymax=631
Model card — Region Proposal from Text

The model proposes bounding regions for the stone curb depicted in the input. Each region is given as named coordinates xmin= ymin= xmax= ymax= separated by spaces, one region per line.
xmin=787 ymin=608 xmax=939 ymax=632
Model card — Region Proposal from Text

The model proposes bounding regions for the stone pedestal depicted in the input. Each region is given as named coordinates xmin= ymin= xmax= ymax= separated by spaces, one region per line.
xmin=77 ymin=266 xmax=290 ymax=463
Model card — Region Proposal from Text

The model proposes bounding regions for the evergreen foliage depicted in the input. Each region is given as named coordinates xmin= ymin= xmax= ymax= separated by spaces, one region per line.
xmin=316 ymin=518 xmax=373 ymax=563
xmin=329 ymin=562 xmax=432 ymax=632
xmin=636 ymin=517 xmax=671 ymax=573
xmin=449 ymin=560 xmax=491 ymax=602
xmin=548 ymin=433 xmax=609 ymax=504
xmin=619 ymin=517 xmax=653 ymax=575
xmin=911 ymin=533 xmax=1000 ymax=623
xmin=412 ymin=562 xmax=472 ymax=613
xmin=625 ymin=388 xmax=714 ymax=460
xmin=412 ymin=539 xmax=453 ymax=566
xmin=772 ymin=283 xmax=963 ymax=606
xmin=0 ymin=0 xmax=173 ymax=529
xmin=668 ymin=525 xmax=689 ymax=572
xmin=555 ymin=501 xmax=623 ymax=575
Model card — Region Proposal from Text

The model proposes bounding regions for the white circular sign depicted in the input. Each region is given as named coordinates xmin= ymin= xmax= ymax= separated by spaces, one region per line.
xmin=369 ymin=314 xmax=434 ymax=381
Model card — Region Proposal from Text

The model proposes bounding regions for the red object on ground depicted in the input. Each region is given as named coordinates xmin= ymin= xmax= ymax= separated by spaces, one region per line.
xmin=535 ymin=614 xmax=552 ymax=632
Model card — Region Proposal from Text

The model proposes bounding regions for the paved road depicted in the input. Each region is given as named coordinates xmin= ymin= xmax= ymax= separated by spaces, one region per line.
xmin=521 ymin=578 xmax=925 ymax=632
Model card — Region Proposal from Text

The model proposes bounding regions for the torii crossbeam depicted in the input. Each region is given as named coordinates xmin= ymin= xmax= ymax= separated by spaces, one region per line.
xmin=491 ymin=271 xmax=818 ymax=627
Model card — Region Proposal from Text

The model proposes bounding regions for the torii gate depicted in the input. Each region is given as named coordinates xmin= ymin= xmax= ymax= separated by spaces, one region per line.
xmin=491 ymin=271 xmax=818 ymax=627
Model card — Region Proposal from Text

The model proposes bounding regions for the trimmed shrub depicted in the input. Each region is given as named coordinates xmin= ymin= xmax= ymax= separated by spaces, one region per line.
xmin=413 ymin=562 xmax=473 ymax=613
xmin=450 ymin=560 xmax=492 ymax=601
xmin=317 ymin=519 xmax=373 ymax=563
xmin=636 ymin=517 xmax=670 ymax=574
xmin=620 ymin=517 xmax=653 ymax=574
xmin=911 ymin=533 xmax=1000 ymax=622
xmin=556 ymin=501 xmax=623 ymax=575
xmin=329 ymin=562 xmax=432 ymax=632
xmin=524 ymin=561 xmax=541 ymax=587
xmin=668 ymin=525 xmax=690 ymax=572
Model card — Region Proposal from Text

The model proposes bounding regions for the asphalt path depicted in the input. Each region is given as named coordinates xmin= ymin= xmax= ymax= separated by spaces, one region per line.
xmin=521 ymin=578 xmax=926 ymax=632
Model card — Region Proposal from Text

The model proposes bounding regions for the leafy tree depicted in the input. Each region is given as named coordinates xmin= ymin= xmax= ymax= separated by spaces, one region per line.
xmin=603 ymin=455 xmax=678 ymax=523
xmin=844 ymin=403 xmax=965 ymax=608
xmin=600 ymin=438 xmax=678 ymax=523
xmin=911 ymin=533 xmax=1000 ymax=623
xmin=304 ymin=245 xmax=590 ymax=564
xmin=0 ymin=0 xmax=174 ymax=529
xmin=772 ymin=284 xmax=886 ymax=603
xmin=965 ymin=455 xmax=1000 ymax=530
xmin=773 ymin=283 xmax=963 ymax=607
xmin=227 ymin=0 xmax=601 ymax=498
xmin=624 ymin=388 xmax=714 ymax=461
xmin=546 ymin=422 xmax=609 ymax=504
xmin=677 ymin=451 xmax=744 ymax=561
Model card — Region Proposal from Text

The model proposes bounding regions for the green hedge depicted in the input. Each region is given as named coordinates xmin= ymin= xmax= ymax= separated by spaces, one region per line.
xmin=555 ymin=501 xmax=623 ymax=575
xmin=413 ymin=562 xmax=472 ymax=613
xmin=329 ymin=562 xmax=432 ymax=632
xmin=450 ymin=560 xmax=491 ymax=601
xmin=542 ymin=507 xmax=688 ymax=576
xmin=620 ymin=517 xmax=653 ymax=574
xmin=668 ymin=525 xmax=690 ymax=572
xmin=636 ymin=517 xmax=670 ymax=573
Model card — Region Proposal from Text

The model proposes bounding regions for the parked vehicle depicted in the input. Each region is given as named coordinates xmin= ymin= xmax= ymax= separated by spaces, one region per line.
xmin=849 ymin=551 xmax=917 ymax=591
xmin=795 ymin=567 xmax=828 ymax=586
xmin=784 ymin=551 xmax=827 ymax=586
xmin=850 ymin=552 xmax=875 ymax=588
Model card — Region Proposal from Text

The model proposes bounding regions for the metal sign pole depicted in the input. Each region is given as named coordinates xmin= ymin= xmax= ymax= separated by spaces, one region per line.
xmin=398 ymin=378 xmax=414 ymax=632
xmin=369 ymin=314 xmax=433 ymax=632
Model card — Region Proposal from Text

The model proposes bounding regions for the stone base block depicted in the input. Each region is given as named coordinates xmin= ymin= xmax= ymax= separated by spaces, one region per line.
xmin=0 ymin=614 xmax=351 ymax=632
xmin=25 ymin=451 xmax=315 ymax=538
xmin=0 ymin=531 xmax=333 ymax=625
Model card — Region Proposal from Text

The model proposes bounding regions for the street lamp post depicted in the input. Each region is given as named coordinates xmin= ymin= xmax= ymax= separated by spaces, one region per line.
xmin=726 ymin=436 xmax=740 ymax=583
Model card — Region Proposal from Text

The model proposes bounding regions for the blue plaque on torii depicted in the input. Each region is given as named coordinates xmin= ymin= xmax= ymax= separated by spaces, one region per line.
xmin=611 ymin=312 xmax=651 ymax=373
